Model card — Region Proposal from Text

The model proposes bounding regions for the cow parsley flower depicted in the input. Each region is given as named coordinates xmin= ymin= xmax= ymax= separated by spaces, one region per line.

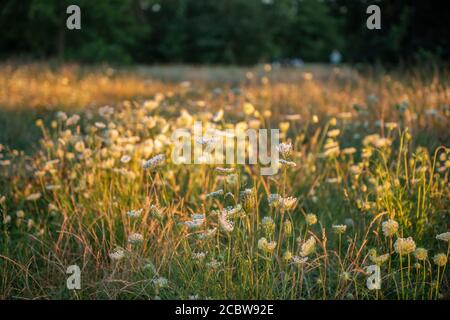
xmin=142 ymin=154 xmax=166 ymax=170
xmin=269 ymin=194 xmax=297 ymax=210
xmin=292 ymin=255 xmax=309 ymax=265
xmin=121 ymin=155 xmax=131 ymax=163
xmin=206 ymin=258 xmax=222 ymax=269
xmin=197 ymin=228 xmax=217 ymax=240
xmin=192 ymin=252 xmax=206 ymax=261
xmin=206 ymin=189 xmax=224 ymax=198
xmin=152 ymin=277 xmax=168 ymax=289
xmin=127 ymin=209 xmax=143 ymax=218
xmin=26 ymin=192 xmax=42 ymax=201
xmin=95 ymin=122 xmax=106 ymax=129
xmin=262 ymin=216 xmax=275 ymax=236
xmin=278 ymin=159 xmax=297 ymax=168
xmin=327 ymin=129 xmax=340 ymax=138
xmin=394 ymin=237 xmax=416 ymax=255
xmin=258 ymin=237 xmax=277 ymax=253
xmin=433 ymin=253 xmax=448 ymax=267
xmin=283 ymin=250 xmax=293 ymax=262
xmin=215 ymin=167 xmax=235 ymax=174
xmin=128 ymin=233 xmax=144 ymax=244
xmin=280 ymin=197 xmax=297 ymax=210
xmin=65 ymin=114 xmax=80 ymax=126
xmin=277 ymin=142 xmax=292 ymax=158
xmin=218 ymin=211 xmax=234 ymax=233
xmin=241 ymin=189 xmax=256 ymax=212
xmin=414 ymin=248 xmax=428 ymax=261
xmin=369 ymin=252 xmax=390 ymax=265
xmin=299 ymin=236 xmax=316 ymax=257
xmin=305 ymin=213 xmax=318 ymax=226
xmin=223 ymin=204 xmax=242 ymax=218
xmin=382 ymin=219 xmax=399 ymax=237
xmin=436 ymin=232 xmax=450 ymax=242
xmin=185 ymin=214 xmax=205 ymax=230
xmin=332 ymin=224 xmax=347 ymax=234
xmin=196 ymin=136 xmax=218 ymax=148
xmin=109 ymin=247 xmax=126 ymax=260
xmin=268 ymin=193 xmax=280 ymax=206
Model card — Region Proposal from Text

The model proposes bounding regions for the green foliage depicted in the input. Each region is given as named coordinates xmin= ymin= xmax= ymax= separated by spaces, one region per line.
xmin=0 ymin=0 xmax=149 ymax=63
xmin=283 ymin=0 xmax=343 ymax=61
xmin=0 ymin=0 xmax=448 ymax=65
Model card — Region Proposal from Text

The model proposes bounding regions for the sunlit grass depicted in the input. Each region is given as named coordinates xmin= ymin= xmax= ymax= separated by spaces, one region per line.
xmin=0 ymin=63 xmax=448 ymax=299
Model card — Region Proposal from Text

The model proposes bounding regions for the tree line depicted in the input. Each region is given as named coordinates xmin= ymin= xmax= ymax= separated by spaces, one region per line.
xmin=0 ymin=0 xmax=448 ymax=65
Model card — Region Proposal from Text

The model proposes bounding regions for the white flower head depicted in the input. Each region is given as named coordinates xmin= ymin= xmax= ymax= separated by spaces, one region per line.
xmin=299 ymin=236 xmax=316 ymax=257
xmin=127 ymin=209 xmax=143 ymax=218
xmin=109 ymin=247 xmax=126 ymax=260
xmin=142 ymin=154 xmax=166 ymax=170
xmin=279 ymin=197 xmax=297 ymax=210
xmin=433 ymin=253 xmax=448 ymax=267
xmin=218 ymin=211 xmax=234 ymax=233
xmin=192 ymin=252 xmax=207 ymax=261
xmin=332 ymin=224 xmax=347 ymax=234
xmin=223 ymin=204 xmax=242 ymax=218
xmin=382 ymin=219 xmax=399 ymax=237
xmin=197 ymin=228 xmax=217 ymax=240
xmin=185 ymin=214 xmax=205 ymax=230
xmin=268 ymin=193 xmax=280 ymax=207
xmin=258 ymin=237 xmax=277 ymax=253
xmin=206 ymin=189 xmax=224 ymax=198
xmin=277 ymin=142 xmax=292 ymax=158
xmin=394 ymin=237 xmax=416 ymax=255
xmin=121 ymin=155 xmax=131 ymax=163
xmin=278 ymin=159 xmax=297 ymax=168
xmin=436 ymin=232 xmax=450 ymax=242
xmin=128 ymin=233 xmax=144 ymax=244
xmin=152 ymin=277 xmax=168 ymax=289
xmin=414 ymin=248 xmax=428 ymax=261
xmin=305 ymin=213 xmax=318 ymax=226
xmin=26 ymin=192 xmax=42 ymax=201
xmin=206 ymin=258 xmax=222 ymax=269
xmin=292 ymin=255 xmax=308 ymax=265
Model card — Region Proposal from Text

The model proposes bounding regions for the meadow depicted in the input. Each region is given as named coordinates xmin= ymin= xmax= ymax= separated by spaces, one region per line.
xmin=0 ymin=63 xmax=449 ymax=299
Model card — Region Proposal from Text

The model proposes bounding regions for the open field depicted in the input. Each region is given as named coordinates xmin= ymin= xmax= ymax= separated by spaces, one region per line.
xmin=0 ymin=63 xmax=449 ymax=299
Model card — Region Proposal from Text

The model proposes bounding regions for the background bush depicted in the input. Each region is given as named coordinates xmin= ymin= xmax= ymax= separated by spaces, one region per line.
xmin=0 ymin=0 xmax=449 ymax=65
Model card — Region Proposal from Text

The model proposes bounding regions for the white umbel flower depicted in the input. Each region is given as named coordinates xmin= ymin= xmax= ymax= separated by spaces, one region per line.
xmin=258 ymin=237 xmax=277 ymax=253
xmin=218 ymin=211 xmax=234 ymax=233
xmin=127 ymin=209 xmax=143 ymax=218
xmin=433 ymin=253 xmax=448 ymax=267
xmin=109 ymin=247 xmax=126 ymax=260
xmin=382 ymin=219 xmax=399 ymax=237
xmin=299 ymin=236 xmax=316 ymax=257
xmin=277 ymin=142 xmax=293 ymax=158
xmin=26 ymin=192 xmax=42 ymax=201
xmin=142 ymin=154 xmax=166 ymax=170
xmin=291 ymin=255 xmax=309 ymax=265
xmin=394 ymin=237 xmax=416 ymax=255
xmin=121 ymin=155 xmax=131 ymax=163
xmin=436 ymin=232 xmax=450 ymax=242
xmin=128 ymin=233 xmax=144 ymax=244
xmin=184 ymin=214 xmax=205 ymax=230
xmin=332 ymin=224 xmax=347 ymax=234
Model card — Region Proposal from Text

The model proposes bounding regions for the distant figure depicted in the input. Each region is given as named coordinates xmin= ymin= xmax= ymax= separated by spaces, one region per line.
xmin=290 ymin=58 xmax=304 ymax=68
xmin=330 ymin=49 xmax=342 ymax=65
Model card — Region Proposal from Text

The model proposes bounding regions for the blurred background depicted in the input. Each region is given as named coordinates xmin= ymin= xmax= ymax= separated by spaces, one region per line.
xmin=0 ymin=0 xmax=449 ymax=66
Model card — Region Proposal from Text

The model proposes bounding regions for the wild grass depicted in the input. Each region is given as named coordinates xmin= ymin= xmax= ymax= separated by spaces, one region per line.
xmin=0 ymin=63 xmax=449 ymax=299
